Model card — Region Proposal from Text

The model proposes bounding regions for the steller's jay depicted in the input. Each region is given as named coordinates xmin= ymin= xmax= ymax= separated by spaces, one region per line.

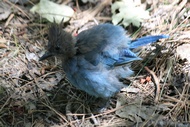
xmin=39 ymin=23 xmax=168 ymax=98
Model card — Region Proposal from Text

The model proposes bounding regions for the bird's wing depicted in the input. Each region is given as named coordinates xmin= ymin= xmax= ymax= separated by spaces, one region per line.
xmin=102 ymin=34 xmax=169 ymax=67
xmin=76 ymin=23 xmax=169 ymax=67
xmin=76 ymin=23 xmax=126 ymax=66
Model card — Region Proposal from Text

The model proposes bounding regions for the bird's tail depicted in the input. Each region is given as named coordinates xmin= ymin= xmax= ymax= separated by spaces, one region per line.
xmin=114 ymin=34 xmax=169 ymax=66
xmin=129 ymin=35 xmax=169 ymax=49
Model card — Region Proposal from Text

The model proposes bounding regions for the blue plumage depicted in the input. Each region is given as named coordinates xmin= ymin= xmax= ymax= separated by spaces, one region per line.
xmin=129 ymin=35 xmax=169 ymax=49
xmin=40 ymin=23 xmax=168 ymax=98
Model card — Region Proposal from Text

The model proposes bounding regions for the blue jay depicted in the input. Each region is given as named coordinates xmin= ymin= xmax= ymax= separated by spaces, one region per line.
xmin=39 ymin=23 xmax=168 ymax=98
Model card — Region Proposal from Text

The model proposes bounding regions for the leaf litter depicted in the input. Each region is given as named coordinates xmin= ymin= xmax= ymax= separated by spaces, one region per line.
xmin=0 ymin=0 xmax=190 ymax=126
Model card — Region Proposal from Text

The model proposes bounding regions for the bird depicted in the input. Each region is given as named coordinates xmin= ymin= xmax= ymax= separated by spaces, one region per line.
xmin=39 ymin=22 xmax=168 ymax=98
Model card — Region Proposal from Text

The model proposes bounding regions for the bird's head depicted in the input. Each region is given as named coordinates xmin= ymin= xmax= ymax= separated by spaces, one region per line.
xmin=39 ymin=21 xmax=76 ymax=61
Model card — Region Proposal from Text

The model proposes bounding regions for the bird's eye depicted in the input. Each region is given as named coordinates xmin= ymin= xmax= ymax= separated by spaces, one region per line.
xmin=55 ymin=46 xmax=60 ymax=51
xmin=65 ymin=48 xmax=68 ymax=51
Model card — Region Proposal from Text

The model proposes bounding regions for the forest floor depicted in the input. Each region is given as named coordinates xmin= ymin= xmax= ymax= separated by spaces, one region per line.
xmin=0 ymin=0 xmax=190 ymax=126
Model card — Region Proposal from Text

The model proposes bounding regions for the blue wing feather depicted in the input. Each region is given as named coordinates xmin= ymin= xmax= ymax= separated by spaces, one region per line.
xmin=77 ymin=24 xmax=169 ymax=68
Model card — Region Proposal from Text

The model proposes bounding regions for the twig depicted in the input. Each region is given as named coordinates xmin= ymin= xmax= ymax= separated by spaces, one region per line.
xmin=144 ymin=66 xmax=160 ymax=103
xmin=4 ymin=14 xmax=14 ymax=28
xmin=41 ymin=101 xmax=74 ymax=127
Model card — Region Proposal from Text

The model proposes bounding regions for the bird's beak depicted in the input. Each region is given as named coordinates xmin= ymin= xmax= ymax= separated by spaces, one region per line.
xmin=39 ymin=51 xmax=53 ymax=61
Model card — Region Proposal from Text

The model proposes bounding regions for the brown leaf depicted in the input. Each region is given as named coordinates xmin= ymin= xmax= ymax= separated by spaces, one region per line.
xmin=0 ymin=43 xmax=8 ymax=48
xmin=0 ymin=2 xmax=11 ymax=20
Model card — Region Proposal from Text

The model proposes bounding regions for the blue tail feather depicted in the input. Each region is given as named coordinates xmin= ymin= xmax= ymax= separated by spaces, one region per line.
xmin=129 ymin=35 xmax=169 ymax=49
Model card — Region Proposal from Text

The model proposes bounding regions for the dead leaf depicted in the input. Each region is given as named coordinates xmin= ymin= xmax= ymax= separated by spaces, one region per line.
xmin=25 ymin=50 xmax=38 ymax=61
xmin=0 ymin=38 xmax=7 ymax=43
xmin=30 ymin=0 xmax=74 ymax=23
xmin=116 ymin=94 xmax=163 ymax=122
xmin=176 ymin=44 xmax=190 ymax=62
xmin=25 ymin=101 xmax=36 ymax=111
xmin=111 ymin=0 xmax=150 ymax=27
xmin=0 ymin=2 xmax=11 ymax=21
xmin=0 ymin=43 xmax=7 ymax=48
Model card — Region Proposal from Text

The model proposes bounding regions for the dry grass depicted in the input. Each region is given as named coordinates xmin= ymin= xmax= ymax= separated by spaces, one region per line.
xmin=0 ymin=0 xmax=190 ymax=126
